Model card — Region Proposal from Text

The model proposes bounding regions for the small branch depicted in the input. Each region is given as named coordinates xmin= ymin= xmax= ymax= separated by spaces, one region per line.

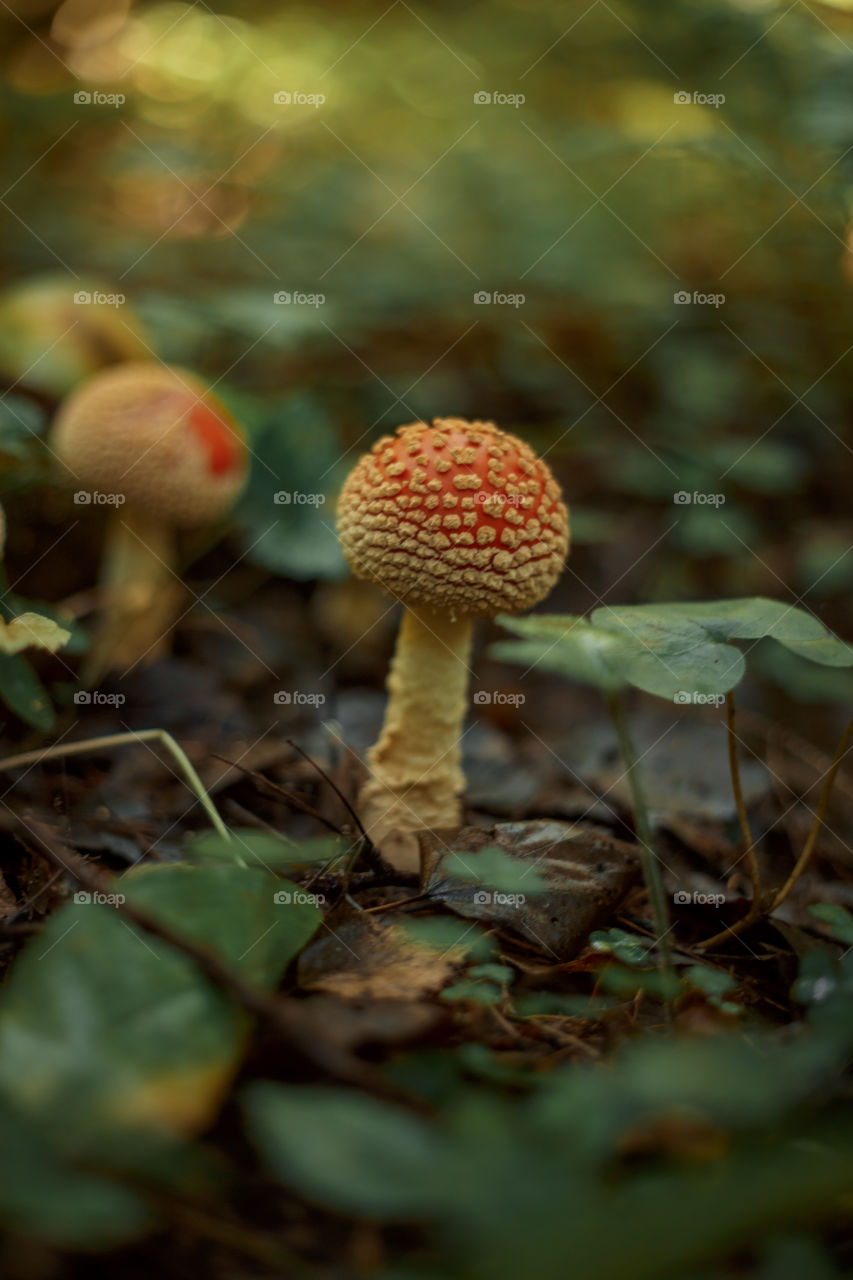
xmin=0 ymin=730 xmax=231 ymax=844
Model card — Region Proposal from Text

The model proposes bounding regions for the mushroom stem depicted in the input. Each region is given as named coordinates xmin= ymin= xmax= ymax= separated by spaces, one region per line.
xmin=359 ymin=603 xmax=474 ymax=839
xmin=84 ymin=507 xmax=183 ymax=683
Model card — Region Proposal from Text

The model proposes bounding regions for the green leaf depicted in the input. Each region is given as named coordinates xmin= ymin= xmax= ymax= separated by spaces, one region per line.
xmin=0 ymin=864 xmax=321 ymax=1137
xmin=494 ymin=598 xmax=853 ymax=703
xmin=185 ymin=828 xmax=349 ymax=871
xmin=442 ymin=846 xmax=548 ymax=894
xmin=236 ymin=393 xmax=346 ymax=580
xmin=0 ymin=652 xmax=55 ymax=730
xmin=244 ymin=1083 xmax=444 ymax=1218
xmin=0 ymin=1098 xmax=152 ymax=1248
xmin=631 ymin=599 xmax=853 ymax=668
xmin=492 ymin=615 xmax=635 ymax=694
xmin=441 ymin=980 xmax=503 ymax=1004
xmin=121 ymin=862 xmax=322 ymax=989
xmin=512 ymin=992 xmax=619 ymax=1018
xmin=469 ymin=963 xmax=515 ymax=983
xmin=809 ymin=903 xmax=853 ymax=946
xmin=684 ymin=964 xmax=739 ymax=998
xmin=590 ymin=928 xmax=652 ymax=967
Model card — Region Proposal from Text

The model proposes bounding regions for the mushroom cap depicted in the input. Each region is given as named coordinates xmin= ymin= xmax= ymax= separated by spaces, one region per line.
xmin=50 ymin=362 xmax=248 ymax=527
xmin=337 ymin=417 xmax=569 ymax=616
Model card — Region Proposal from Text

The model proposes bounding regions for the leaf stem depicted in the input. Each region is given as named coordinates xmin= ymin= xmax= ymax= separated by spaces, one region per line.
xmin=725 ymin=690 xmax=763 ymax=907
xmin=700 ymin=713 xmax=853 ymax=950
xmin=606 ymin=693 xmax=674 ymax=987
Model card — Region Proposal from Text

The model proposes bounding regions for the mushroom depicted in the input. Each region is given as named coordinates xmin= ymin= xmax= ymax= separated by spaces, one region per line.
xmin=337 ymin=417 xmax=569 ymax=840
xmin=50 ymin=361 xmax=247 ymax=678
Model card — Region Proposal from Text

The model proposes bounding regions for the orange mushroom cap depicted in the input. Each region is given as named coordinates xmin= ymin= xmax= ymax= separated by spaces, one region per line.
xmin=51 ymin=362 xmax=247 ymax=527
xmin=337 ymin=417 xmax=569 ymax=615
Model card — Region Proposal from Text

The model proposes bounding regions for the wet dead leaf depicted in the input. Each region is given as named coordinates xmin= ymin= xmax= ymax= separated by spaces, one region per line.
xmin=299 ymin=907 xmax=464 ymax=1001
xmin=421 ymin=820 xmax=640 ymax=959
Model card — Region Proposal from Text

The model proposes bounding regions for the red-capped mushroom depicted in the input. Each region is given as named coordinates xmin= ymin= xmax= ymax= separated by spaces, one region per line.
xmin=337 ymin=417 xmax=569 ymax=840
xmin=50 ymin=361 xmax=247 ymax=678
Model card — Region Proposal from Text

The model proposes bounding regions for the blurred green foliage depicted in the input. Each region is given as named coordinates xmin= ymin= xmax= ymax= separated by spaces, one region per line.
xmin=2 ymin=0 xmax=853 ymax=629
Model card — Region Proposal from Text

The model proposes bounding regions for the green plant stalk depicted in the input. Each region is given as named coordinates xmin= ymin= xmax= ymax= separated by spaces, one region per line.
xmin=725 ymin=691 xmax=762 ymax=907
xmin=606 ymin=693 xmax=674 ymax=985
xmin=0 ymin=729 xmax=233 ymax=848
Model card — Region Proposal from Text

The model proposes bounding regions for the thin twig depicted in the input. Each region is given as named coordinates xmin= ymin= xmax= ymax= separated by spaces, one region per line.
xmin=0 ymin=731 xmax=230 ymax=843
xmin=212 ymin=753 xmax=343 ymax=836
xmin=285 ymin=738 xmax=370 ymax=846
